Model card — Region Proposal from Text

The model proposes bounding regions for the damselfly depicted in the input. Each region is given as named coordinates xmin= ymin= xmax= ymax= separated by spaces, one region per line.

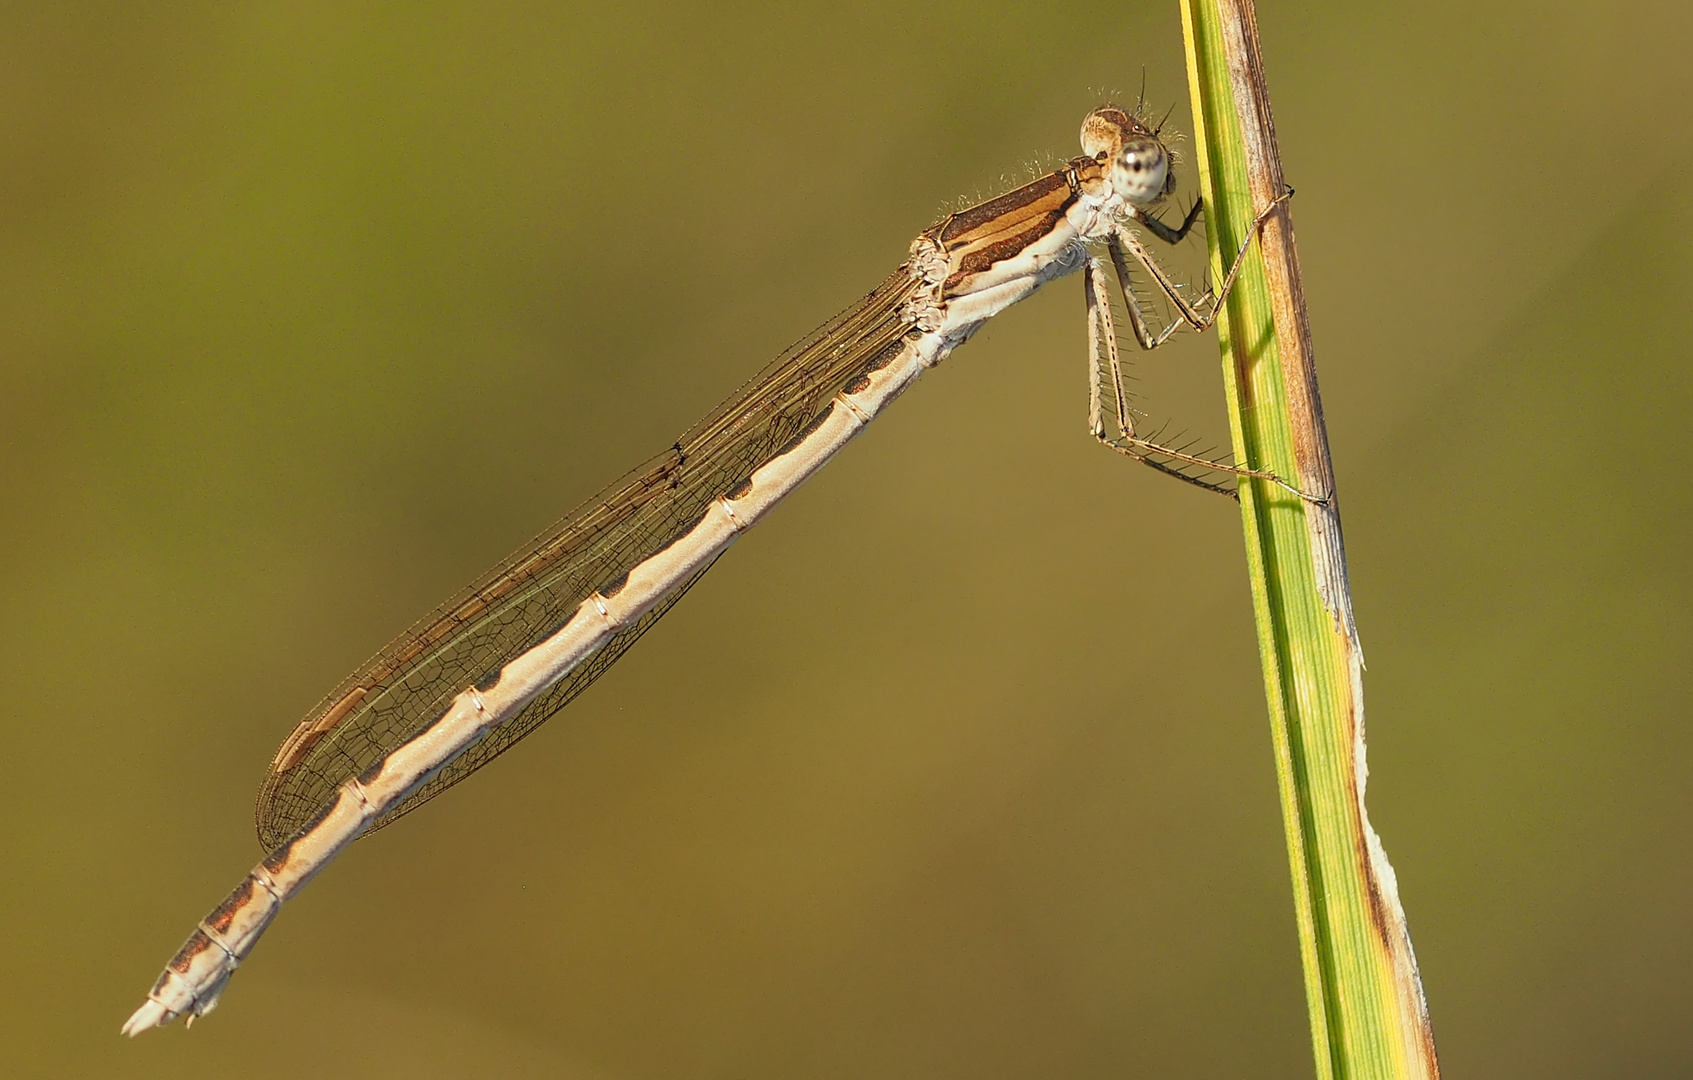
xmin=123 ymin=103 xmax=1292 ymax=1035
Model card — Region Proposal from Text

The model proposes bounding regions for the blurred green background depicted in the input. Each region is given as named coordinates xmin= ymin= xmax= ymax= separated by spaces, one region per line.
xmin=3 ymin=2 xmax=1689 ymax=1076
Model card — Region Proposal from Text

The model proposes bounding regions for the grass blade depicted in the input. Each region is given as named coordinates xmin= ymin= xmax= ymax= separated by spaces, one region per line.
xmin=1176 ymin=2 xmax=1441 ymax=1076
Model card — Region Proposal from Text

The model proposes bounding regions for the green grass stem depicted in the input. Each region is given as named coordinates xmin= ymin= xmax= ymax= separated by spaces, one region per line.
xmin=1176 ymin=2 xmax=1440 ymax=1076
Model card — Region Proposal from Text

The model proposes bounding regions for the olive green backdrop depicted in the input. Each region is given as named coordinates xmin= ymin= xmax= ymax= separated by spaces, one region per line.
xmin=2 ymin=2 xmax=1688 ymax=1077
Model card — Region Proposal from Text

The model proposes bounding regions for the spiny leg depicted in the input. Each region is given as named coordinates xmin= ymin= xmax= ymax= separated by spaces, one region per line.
xmin=1083 ymin=233 xmax=1321 ymax=504
xmin=1138 ymin=197 xmax=1204 ymax=246
xmin=1109 ymin=228 xmax=1209 ymax=332
xmin=1088 ymin=257 xmax=1161 ymax=442
xmin=1102 ymin=198 xmax=1205 ymax=336
xmin=1085 ymin=256 xmax=1251 ymax=499
xmin=1085 ymin=255 xmax=1105 ymax=438
xmin=1101 ymin=195 xmax=1228 ymax=348
xmin=1101 ymin=242 xmax=1186 ymax=353
xmin=1114 ymin=186 xmax=1295 ymax=335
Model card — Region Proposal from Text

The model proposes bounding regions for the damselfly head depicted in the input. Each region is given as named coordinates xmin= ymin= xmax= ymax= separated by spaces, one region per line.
xmin=1081 ymin=105 xmax=1176 ymax=208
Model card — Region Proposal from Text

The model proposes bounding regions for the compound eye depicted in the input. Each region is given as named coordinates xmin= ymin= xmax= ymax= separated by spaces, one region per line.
xmin=1114 ymin=142 xmax=1168 ymax=204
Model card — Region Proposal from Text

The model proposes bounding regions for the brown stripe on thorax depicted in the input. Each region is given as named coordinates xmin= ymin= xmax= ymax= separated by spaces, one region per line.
xmin=926 ymin=157 xmax=1102 ymax=294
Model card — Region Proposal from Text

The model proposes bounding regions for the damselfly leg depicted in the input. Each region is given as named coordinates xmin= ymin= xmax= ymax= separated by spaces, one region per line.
xmin=1086 ymin=190 xmax=1320 ymax=503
